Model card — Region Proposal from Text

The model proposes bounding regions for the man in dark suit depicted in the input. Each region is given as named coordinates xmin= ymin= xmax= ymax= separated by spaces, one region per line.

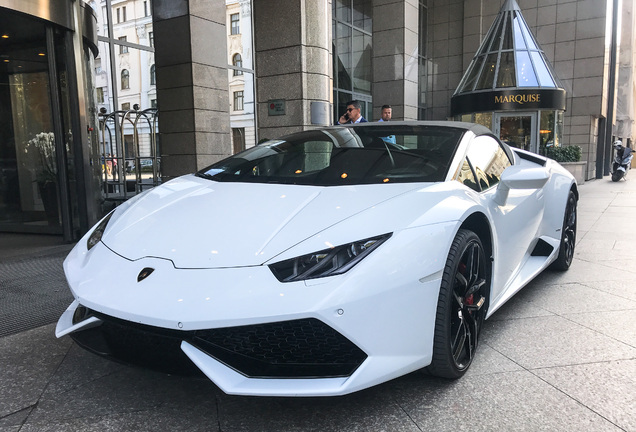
xmin=337 ymin=100 xmax=368 ymax=124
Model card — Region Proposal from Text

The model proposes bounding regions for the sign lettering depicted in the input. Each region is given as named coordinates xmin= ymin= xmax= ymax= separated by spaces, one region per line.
xmin=494 ymin=94 xmax=541 ymax=105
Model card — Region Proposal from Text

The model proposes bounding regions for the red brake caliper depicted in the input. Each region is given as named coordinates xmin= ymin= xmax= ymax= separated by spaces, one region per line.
xmin=458 ymin=262 xmax=474 ymax=305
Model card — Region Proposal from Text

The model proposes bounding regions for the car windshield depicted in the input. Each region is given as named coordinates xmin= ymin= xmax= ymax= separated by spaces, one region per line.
xmin=196 ymin=125 xmax=465 ymax=186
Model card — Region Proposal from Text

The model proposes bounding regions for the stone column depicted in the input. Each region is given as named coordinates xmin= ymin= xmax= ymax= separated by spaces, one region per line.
xmin=152 ymin=0 xmax=231 ymax=180
xmin=253 ymin=0 xmax=332 ymax=139
xmin=372 ymin=0 xmax=419 ymax=120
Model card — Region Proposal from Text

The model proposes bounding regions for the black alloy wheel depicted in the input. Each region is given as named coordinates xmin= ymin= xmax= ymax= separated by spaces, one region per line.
xmin=427 ymin=229 xmax=489 ymax=379
xmin=550 ymin=190 xmax=577 ymax=270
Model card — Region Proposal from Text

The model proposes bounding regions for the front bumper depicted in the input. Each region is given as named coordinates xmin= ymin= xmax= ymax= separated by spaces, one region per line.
xmin=60 ymin=304 xmax=367 ymax=378
xmin=57 ymin=226 xmax=452 ymax=396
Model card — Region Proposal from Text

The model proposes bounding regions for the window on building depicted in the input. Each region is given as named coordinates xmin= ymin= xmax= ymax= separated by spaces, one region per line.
xmin=121 ymin=69 xmax=130 ymax=89
xmin=123 ymin=6 xmax=127 ymax=22
xmin=124 ymin=134 xmax=134 ymax=158
xmin=149 ymin=31 xmax=154 ymax=47
xmin=121 ymin=102 xmax=131 ymax=111
xmin=230 ymin=13 xmax=240 ymax=35
xmin=116 ymin=7 xmax=121 ymax=23
xmin=151 ymin=99 xmax=157 ymax=108
xmin=233 ymin=91 xmax=244 ymax=111
xmin=332 ymin=0 xmax=372 ymax=121
xmin=96 ymin=87 xmax=104 ymax=103
xmin=119 ymin=36 xmax=128 ymax=54
xmin=232 ymin=53 xmax=243 ymax=76
xmin=150 ymin=64 xmax=156 ymax=85
xmin=232 ymin=128 xmax=245 ymax=154
xmin=144 ymin=1 xmax=149 ymax=17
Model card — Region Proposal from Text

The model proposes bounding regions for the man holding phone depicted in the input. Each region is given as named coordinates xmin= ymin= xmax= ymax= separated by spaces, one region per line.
xmin=337 ymin=100 xmax=368 ymax=124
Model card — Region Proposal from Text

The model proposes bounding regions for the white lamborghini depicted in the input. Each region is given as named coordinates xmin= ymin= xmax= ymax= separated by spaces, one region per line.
xmin=56 ymin=122 xmax=577 ymax=396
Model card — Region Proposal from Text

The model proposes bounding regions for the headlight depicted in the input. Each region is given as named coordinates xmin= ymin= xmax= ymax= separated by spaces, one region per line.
xmin=86 ymin=211 xmax=115 ymax=250
xmin=269 ymin=233 xmax=392 ymax=282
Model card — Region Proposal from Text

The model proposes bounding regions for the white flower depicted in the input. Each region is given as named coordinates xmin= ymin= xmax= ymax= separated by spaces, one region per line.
xmin=26 ymin=132 xmax=57 ymax=182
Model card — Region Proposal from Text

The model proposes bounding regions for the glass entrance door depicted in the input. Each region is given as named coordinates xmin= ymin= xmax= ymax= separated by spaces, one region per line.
xmin=494 ymin=113 xmax=537 ymax=153
xmin=0 ymin=11 xmax=62 ymax=233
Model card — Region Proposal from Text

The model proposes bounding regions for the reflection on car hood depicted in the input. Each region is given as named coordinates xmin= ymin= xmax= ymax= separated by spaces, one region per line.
xmin=101 ymin=175 xmax=426 ymax=268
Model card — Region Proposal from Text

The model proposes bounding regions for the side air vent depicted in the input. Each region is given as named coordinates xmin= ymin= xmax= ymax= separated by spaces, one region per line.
xmin=530 ymin=238 xmax=554 ymax=257
xmin=513 ymin=148 xmax=547 ymax=166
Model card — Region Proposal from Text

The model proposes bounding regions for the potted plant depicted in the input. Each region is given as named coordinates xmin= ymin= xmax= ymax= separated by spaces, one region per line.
xmin=546 ymin=145 xmax=586 ymax=184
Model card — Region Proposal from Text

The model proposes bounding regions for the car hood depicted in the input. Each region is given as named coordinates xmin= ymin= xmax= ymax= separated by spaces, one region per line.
xmin=101 ymin=175 xmax=429 ymax=268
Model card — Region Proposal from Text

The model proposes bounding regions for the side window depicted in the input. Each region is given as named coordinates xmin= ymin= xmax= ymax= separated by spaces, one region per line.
xmin=454 ymin=158 xmax=480 ymax=192
xmin=466 ymin=136 xmax=512 ymax=191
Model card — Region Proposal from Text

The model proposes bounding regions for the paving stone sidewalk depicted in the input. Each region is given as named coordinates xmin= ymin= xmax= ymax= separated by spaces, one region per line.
xmin=0 ymin=178 xmax=635 ymax=432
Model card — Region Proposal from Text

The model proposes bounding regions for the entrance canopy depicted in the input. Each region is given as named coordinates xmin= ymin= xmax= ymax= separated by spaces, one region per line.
xmin=451 ymin=0 xmax=565 ymax=116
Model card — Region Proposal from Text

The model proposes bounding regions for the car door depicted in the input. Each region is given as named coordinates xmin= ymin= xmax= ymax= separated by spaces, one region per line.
xmin=465 ymin=136 xmax=546 ymax=302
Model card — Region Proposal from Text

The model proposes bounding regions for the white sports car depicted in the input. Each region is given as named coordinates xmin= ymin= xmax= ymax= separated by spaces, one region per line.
xmin=56 ymin=122 xmax=577 ymax=397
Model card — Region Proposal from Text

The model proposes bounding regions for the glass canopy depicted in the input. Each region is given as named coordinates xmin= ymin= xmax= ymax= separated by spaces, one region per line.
xmin=454 ymin=0 xmax=561 ymax=95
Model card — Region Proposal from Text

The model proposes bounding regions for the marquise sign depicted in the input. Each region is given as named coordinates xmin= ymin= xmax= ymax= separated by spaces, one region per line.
xmin=451 ymin=89 xmax=566 ymax=116
xmin=494 ymin=93 xmax=541 ymax=105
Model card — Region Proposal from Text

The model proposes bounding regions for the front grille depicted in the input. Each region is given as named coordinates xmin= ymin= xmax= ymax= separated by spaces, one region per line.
xmin=71 ymin=310 xmax=367 ymax=379
xmin=191 ymin=318 xmax=367 ymax=378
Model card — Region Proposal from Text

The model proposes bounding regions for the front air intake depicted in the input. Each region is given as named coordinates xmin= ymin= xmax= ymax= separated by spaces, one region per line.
xmin=191 ymin=318 xmax=368 ymax=378
xmin=70 ymin=310 xmax=367 ymax=379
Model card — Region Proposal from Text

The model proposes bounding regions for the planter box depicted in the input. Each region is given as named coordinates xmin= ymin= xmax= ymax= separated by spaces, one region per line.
xmin=560 ymin=161 xmax=586 ymax=184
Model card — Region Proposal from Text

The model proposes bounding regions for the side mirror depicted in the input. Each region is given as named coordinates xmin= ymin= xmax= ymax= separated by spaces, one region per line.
xmin=493 ymin=165 xmax=550 ymax=206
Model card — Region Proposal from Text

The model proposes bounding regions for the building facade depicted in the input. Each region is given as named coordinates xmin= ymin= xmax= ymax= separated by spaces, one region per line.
xmin=152 ymin=0 xmax=633 ymax=183
xmin=90 ymin=0 xmax=160 ymax=205
xmin=1 ymin=0 xmax=634 ymax=238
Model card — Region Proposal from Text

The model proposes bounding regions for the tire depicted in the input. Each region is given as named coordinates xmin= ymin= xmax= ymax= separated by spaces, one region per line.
xmin=612 ymin=171 xmax=624 ymax=182
xmin=550 ymin=190 xmax=577 ymax=271
xmin=427 ymin=229 xmax=489 ymax=379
